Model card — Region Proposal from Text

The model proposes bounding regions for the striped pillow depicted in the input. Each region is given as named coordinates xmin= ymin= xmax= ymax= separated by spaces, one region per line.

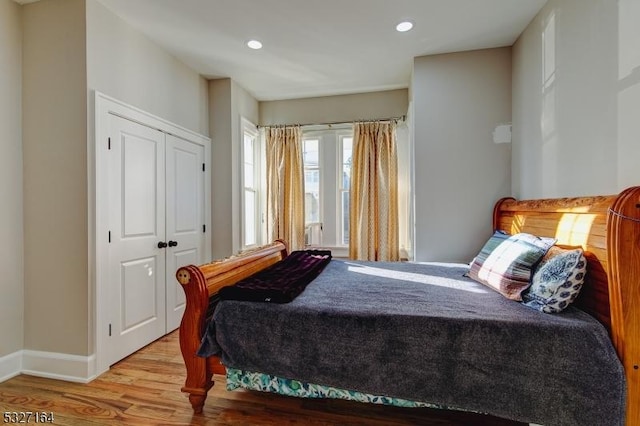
xmin=468 ymin=231 xmax=556 ymax=301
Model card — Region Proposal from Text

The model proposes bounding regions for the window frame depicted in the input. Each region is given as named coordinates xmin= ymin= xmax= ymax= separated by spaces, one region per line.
xmin=301 ymin=127 xmax=352 ymax=250
xmin=302 ymin=138 xmax=322 ymax=226
xmin=338 ymin=134 xmax=353 ymax=247
xmin=240 ymin=118 xmax=261 ymax=250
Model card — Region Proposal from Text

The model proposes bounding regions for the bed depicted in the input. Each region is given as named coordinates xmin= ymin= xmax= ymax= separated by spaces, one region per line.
xmin=176 ymin=187 xmax=640 ymax=425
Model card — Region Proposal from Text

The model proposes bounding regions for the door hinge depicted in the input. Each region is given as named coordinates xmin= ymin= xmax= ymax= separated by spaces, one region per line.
xmin=202 ymin=163 xmax=205 ymax=172
xmin=108 ymin=231 xmax=111 ymax=243
xmin=109 ymin=323 xmax=112 ymax=337
xmin=203 ymin=224 xmax=206 ymax=233
xmin=108 ymin=137 xmax=111 ymax=150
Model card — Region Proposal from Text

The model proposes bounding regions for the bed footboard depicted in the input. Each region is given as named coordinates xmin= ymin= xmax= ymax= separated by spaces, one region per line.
xmin=176 ymin=264 xmax=214 ymax=414
xmin=176 ymin=240 xmax=289 ymax=413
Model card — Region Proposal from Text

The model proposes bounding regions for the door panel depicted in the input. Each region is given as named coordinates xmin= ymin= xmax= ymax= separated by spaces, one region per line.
xmin=122 ymin=137 xmax=160 ymax=237
xmin=165 ymin=134 xmax=206 ymax=331
xmin=174 ymin=149 xmax=198 ymax=232
xmin=121 ymin=257 xmax=159 ymax=332
xmin=108 ymin=114 xmax=166 ymax=366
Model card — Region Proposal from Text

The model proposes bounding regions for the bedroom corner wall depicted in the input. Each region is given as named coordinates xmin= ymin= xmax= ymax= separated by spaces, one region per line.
xmin=86 ymin=0 xmax=210 ymax=362
xmin=209 ymin=78 xmax=259 ymax=259
xmin=412 ymin=48 xmax=512 ymax=263
xmin=0 ymin=0 xmax=24 ymax=362
xmin=22 ymin=0 xmax=88 ymax=356
xmin=512 ymin=0 xmax=640 ymax=198
xmin=20 ymin=0 xmax=211 ymax=365
xmin=86 ymin=0 xmax=209 ymax=137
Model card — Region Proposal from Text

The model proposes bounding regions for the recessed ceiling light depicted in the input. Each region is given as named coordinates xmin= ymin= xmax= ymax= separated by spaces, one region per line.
xmin=247 ymin=40 xmax=263 ymax=50
xmin=396 ymin=21 xmax=413 ymax=32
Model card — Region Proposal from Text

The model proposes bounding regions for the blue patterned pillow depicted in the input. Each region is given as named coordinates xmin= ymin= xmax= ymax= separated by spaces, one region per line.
xmin=522 ymin=246 xmax=587 ymax=313
xmin=468 ymin=231 xmax=556 ymax=301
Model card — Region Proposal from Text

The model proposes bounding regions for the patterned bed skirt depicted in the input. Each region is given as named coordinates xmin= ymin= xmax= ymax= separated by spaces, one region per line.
xmin=226 ymin=367 xmax=446 ymax=409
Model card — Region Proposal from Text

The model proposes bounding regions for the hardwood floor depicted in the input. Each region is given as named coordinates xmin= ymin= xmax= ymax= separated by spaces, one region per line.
xmin=0 ymin=332 xmax=525 ymax=425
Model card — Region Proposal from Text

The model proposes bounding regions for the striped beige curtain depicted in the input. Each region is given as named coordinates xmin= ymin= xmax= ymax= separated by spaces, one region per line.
xmin=349 ymin=121 xmax=399 ymax=261
xmin=266 ymin=126 xmax=305 ymax=251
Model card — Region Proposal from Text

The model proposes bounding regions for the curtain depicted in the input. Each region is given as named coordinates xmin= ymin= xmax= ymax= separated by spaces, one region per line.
xmin=266 ymin=126 xmax=305 ymax=251
xmin=349 ymin=121 xmax=399 ymax=261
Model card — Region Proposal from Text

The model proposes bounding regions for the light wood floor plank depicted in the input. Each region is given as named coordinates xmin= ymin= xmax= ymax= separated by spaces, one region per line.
xmin=0 ymin=331 xmax=525 ymax=425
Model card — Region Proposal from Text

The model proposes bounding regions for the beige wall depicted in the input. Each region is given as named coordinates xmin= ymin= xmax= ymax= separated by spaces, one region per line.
xmin=86 ymin=0 xmax=209 ymax=136
xmin=413 ymin=48 xmax=512 ymax=262
xmin=85 ymin=0 xmax=210 ymax=356
xmin=19 ymin=0 xmax=211 ymax=359
xmin=209 ymin=78 xmax=259 ymax=259
xmin=259 ymin=89 xmax=408 ymax=125
xmin=22 ymin=0 xmax=88 ymax=355
xmin=513 ymin=0 xmax=639 ymax=198
xmin=0 ymin=0 xmax=24 ymax=358
xmin=209 ymin=79 xmax=233 ymax=259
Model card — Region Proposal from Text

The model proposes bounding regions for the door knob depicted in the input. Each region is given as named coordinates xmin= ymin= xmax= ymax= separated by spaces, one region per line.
xmin=157 ymin=241 xmax=168 ymax=248
xmin=168 ymin=240 xmax=178 ymax=247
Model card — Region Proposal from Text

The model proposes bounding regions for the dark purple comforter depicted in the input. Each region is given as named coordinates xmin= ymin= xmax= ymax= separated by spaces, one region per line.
xmin=217 ymin=250 xmax=331 ymax=303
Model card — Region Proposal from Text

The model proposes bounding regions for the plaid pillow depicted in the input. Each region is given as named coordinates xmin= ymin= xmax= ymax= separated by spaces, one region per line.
xmin=468 ymin=231 xmax=556 ymax=301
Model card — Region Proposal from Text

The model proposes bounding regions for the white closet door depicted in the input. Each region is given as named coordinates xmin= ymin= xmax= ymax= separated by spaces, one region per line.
xmin=107 ymin=114 xmax=167 ymax=366
xmin=165 ymin=134 xmax=206 ymax=331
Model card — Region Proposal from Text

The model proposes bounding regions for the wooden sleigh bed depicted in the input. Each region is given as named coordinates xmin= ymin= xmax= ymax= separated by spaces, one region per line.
xmin=176 ymin=187 xmax=640 ymax=426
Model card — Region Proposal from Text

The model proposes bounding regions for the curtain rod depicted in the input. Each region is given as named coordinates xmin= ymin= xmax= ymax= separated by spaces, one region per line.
xmin=257 ymin=115 xmax=406 ymax=129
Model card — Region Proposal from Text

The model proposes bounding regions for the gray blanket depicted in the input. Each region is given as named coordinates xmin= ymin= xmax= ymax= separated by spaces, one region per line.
xmin=200 ymin=260 xmax=625 ymax=426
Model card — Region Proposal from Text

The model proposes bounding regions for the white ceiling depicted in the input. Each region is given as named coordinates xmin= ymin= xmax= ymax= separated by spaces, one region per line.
xmin=96 ymin=0 xmax=547 ymax=101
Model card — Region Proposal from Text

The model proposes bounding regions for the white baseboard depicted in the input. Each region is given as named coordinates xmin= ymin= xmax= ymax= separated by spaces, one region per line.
xmin=0 ymin=350 xmax=97 ymax=384
xmin=0 ymin=351 xmax=22 ymax=383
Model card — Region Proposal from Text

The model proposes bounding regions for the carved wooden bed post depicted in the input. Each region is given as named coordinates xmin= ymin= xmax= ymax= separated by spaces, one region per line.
xmin=176 ymin=265 xmax=213 ymax=414
xmin=176 ymin=240 xmax=289 ymax=413
xmin=607 ymin=186 xmax=640 ymax=426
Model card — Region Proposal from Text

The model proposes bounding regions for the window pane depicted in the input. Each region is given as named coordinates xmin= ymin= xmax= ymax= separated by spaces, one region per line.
xmin=303 ymin=139 xmax=319 ymax=167
xmin=342 ymin=165 xmax=350 ymax=190
xmin=303 ymin=139 xmax=320 ymax=226
xmin=341 ymin=190 xmax=350 ymax=245
xmin=341 ymin=137 xmax=352 ymax=190
xmin=342 ymin=138 xmax=352 ymax=164
xmin=305 ymin=170 xmax=320 ymax=223
xmin=244 ymin=134 xmax=254 ymax=164
xmin=244 ymin=190 xmax=256 ymax=246
xmin=244 ymin=163 xmax=254 ymax=187
xmin=340 ymin=136 xmax=352 ymax=246
xmin=243 ymin=133 xmax=255 ymax=188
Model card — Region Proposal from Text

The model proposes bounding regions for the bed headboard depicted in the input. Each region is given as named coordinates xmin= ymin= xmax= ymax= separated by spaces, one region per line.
xmin=493 ymin=193 xmax=615 ymax=328
xmin=493 ymin=186 xmax=640 ymax=426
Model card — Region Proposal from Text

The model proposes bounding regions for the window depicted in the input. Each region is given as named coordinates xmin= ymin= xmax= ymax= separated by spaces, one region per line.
xmin=302 ymin=128 xmax=352 ymax=250
xmin=241 ymin=121 xmax=410 ymax=258
xmin=339 ymin=136 xmax=352 ymax=246
xmin=303 ymin=139 xmax=321 ymax=224
xmin=241 ymin=119 xmax=261 ymax=249
xmin=303 ymin=138 xmax=322 ymax=246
